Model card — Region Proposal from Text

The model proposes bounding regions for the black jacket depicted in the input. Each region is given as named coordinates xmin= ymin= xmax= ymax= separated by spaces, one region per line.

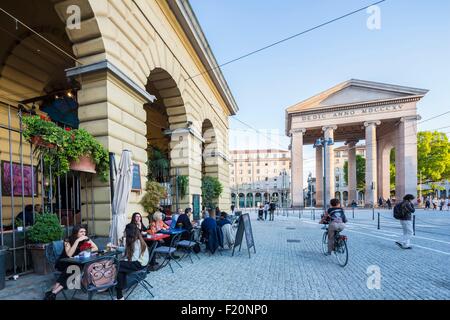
xmin=400 ymin=201 xmax=415 ymax=221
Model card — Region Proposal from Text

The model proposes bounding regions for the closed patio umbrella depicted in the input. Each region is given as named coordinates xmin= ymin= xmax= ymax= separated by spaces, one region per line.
xmin=110 ymin=150 xmax=133 ymax=246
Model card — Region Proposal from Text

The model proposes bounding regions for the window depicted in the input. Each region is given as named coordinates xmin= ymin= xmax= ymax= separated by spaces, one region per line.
xmin=240 ymin=163 xmax=243 ymax=167
xmin=274 ymin=169 xmax=277 ymax=173
xmin=239 ymin=170 xmax=243 ymax=174
xmin=282 ymin=161 xmax=286 ymax=165
xmin=265 ymin=163 xmax=268 ymax=166
xmin=257 ymin=169 xmax=260 ymax=174
xmin=231 ymin=170 xmax=234 ymax=175
xmin=248 ymin=170 xmax=251 ymax=174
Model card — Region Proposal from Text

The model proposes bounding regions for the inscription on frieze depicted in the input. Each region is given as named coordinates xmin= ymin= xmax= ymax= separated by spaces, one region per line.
xmin=300 ymin=104 xmax=404 ymax=121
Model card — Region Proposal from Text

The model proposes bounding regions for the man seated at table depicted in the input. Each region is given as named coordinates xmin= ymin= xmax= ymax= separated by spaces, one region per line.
xmin=176 ymin=208 xmax=195 ymax=240
xmin=218 ymin=212 xmax=234 ymax=249
xmin=201 ymin=210 xmax=219 ymax=253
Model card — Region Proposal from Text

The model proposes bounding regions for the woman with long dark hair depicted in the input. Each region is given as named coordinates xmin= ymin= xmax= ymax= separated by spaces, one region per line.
xmin=131 ymin=212 xmax=148 ymax=233
xmin=115 ymin=223 xmax=149 ymax=300
xmin=44 ymin=224 xmax=98 ymax=300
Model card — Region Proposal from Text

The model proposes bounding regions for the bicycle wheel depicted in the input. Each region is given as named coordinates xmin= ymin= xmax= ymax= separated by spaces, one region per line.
xmin=321 ymin=231 xmax=328 ymax=255
xmin=334 ymin=238 xmax=348 ymax=267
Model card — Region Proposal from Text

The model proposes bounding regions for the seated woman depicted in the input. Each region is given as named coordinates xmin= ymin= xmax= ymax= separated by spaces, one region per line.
xmin=131 ymin=212 xmax=148 ymax=234
xmin=149 ymin=211 xmax=170 ymax=235
xmin=44 ymin=225 xmax=98 ymax=300
xmin=115 ymin=223 xmax=149 ymax=300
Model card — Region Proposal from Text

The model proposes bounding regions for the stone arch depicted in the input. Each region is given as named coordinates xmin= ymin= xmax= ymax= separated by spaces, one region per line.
xmin=246 ymin=193 xmax=253 ymax=207
xmin=238 ymin=193 xmax=245 ymax=208
xmin=145 ymin=67 xmax=190 ymax=210
xmin=255 ymin=193 xmax=262 ymax=206
xmin=335 ymin=191 xmax=341 ymax=201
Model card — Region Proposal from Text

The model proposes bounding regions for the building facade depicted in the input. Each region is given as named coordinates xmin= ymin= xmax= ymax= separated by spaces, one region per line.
xmin=230 ymin=149 xmax=291 ymax=208
xmin=0 ymin=0 xmax=238 ymax=241
xmin=286 ymin=79 xmax=428 ymax=208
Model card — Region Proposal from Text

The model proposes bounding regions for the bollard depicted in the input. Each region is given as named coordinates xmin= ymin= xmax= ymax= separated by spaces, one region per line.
xmin=313 ymin=210 xmax=316 ymax=221
xmin=413 ymin=215 xmax=416 ymax=236
xmin=377 ymin=212 xmax=380 ymax=230
xmin=372 ymin=207 xmax=375 ymax=220
xmin=352 ymin=207 xmax=355 ymax=219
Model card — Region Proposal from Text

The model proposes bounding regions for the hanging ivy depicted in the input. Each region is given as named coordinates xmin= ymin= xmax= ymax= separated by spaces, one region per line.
xmin=177 ymin=175 xmax=189 ymax=198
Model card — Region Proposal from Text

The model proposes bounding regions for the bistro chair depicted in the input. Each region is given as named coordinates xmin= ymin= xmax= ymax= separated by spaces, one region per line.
xmin=123 ymin=268 xmax=154 ymax=300
xmin=177 ymin=229 xmax=200 ymax=264
xmin=73 ymin=255 xmax=119 ymax=300
xmin=45 ymin=240 xmax=69 ymax=300
xmin=154 ymin=233 xmax=182 ymax=273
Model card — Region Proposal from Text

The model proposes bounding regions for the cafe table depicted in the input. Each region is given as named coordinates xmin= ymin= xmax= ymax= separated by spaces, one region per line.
xmin=159 ymin=228 xmax=186 ymax=235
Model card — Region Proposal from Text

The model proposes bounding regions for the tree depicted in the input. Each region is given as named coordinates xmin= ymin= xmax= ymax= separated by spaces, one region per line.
xmin=343 ymin=154 xmax=366 ymax=190
xmin=201 ymin=176 xmax=223 ymax=209
xmin=390 ymin=149 xmax=395 ymax=191
xmin=417 ymin=131 xmax=450 ymax=182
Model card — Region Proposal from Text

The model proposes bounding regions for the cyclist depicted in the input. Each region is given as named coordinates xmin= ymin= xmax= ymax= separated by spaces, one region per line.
xmin=321 ymin=198 xmax=348 ymax=255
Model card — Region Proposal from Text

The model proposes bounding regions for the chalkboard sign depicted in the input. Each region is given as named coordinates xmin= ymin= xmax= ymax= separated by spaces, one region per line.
xmin=232 ymin=213 xmax=256 ymax=258
xmin=131 ymin=163 xmax=141 ymax=191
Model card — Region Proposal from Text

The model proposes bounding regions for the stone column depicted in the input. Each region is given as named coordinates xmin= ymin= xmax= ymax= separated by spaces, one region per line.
xmin=396 ymin=116 xmax=419 ymax=197
xmin=346 ymin=140 xmax=358 ymax=205
xmin=75 ymin=71 xmax=150 ymax=236
xmin=323 ymin=125 xmax=337 ymax=205
xmin=315 ymin=146 xmax=323 ymax=207
xmin=377 ymin=140 xmax=392 ymax=201
xmin=364 ymin=121 xmax=381 ymax=207
xmin=290 ymin=129 xmax=306 ymax=208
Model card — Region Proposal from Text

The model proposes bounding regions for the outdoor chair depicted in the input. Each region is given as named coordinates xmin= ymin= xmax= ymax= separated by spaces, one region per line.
xmin=73 ymin=256 xmax=119 ymax=300
xmin=45 ymin=240 xmax=68 ymax=300
xmin=177 ymin=229 xmax=200 ymax=264
xmin=154 ymin=233 xmax=182 ymax=273
xmin=123 ymin=268 xmax=154 ymax=300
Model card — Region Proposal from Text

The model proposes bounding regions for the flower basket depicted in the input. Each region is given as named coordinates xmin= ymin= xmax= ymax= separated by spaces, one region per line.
xmin=69 ymin=155 xmax=96 ymax=173
xmin=30 ymin=135 xmax=56 ymax=149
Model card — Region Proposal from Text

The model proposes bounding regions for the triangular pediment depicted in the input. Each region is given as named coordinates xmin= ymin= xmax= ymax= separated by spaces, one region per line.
xmin=286 ymin=79 xmax=428 ymax=113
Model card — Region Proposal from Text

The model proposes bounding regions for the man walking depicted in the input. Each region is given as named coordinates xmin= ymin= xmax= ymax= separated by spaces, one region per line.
xmin=394 ymin=194 xmax=415 ymax=249
xmin=269 ymin=201 xmax=276 ymax=221
xmin=263 ymin=202 xmax=269 ymax=221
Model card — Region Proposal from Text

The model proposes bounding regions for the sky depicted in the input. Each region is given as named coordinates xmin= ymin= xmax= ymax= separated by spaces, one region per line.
xmin=190 ymin=0 xmax=450 ymax=182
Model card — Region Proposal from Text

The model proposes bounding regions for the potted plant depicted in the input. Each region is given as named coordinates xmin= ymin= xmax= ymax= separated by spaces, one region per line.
xmin=22 ymin=115 xmax=61 ymax=149
xmin=139 ymin=180 xmax=167 ymax=216
xmin=22 ymin=115 xmax=109 ymax=181
xmin=27 ymin=212 xmax=64 ymax=275
xmin=201 ymin=176 xmax=223 ymax=209
xmin=15 ymin=218 xmax=23 ymax=232
xmin=65 ymin=128 xmax=109 ymax=181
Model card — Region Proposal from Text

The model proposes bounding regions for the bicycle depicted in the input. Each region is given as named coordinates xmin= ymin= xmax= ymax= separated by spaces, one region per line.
xmin=321 ymin=224 xmax=348 ymax=267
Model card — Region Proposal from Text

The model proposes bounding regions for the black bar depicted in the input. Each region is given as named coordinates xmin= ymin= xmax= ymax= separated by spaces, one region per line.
xmin=65 ymin=172 xmax=69 ymax=236
xmin=49 ymin=162 xmax=53 ymax=214
xmin=8 ymin=105 xmax=17 ymax=274
xmin=377 ymin=212 xmax=380 ymax=230
xmin=19 ymin=109 xmax=27 ymax=272
xmin=352 ymin=207 xmax=355 ymax=219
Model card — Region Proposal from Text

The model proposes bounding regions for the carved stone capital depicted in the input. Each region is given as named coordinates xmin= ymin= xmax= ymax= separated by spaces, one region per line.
xmin=290 ymin=128 xmax=306 ymax=136
xmin=364 ymin=120 xmax=381 ymax=127
xmin=322 ymin=125 xmax=338 ymax=132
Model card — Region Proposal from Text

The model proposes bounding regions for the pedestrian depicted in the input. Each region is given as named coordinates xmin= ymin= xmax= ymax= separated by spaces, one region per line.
xmin=432 ymin=198 xmax=438 ymax=210
xmin=440 ymin=199 xmax=445 ymax=211
xmin=257 ymin=205 xmax=264 ymax=221
xmin=263 ymin=202 xmax=269 ymax=221
xmin=394 ymin=194 xmax=415 ymax=249
xmin=269 ymin=201 xmax=276 ymax=221
xmin=386 ymin=198 xmax=392 ymax=210
xmin=378 ymin=197 xmax=383 ymax=208
xmin=425 ymin=198 xmax=430 ymax=210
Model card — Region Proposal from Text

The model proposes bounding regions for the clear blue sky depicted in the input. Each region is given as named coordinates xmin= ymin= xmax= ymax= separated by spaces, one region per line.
xmin=190 ymin=0 xmax=450 ymax=177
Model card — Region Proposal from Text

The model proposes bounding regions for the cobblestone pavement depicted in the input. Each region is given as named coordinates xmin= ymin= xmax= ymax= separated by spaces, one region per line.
xmin=2 ymin=209 xmax=450 ymax=300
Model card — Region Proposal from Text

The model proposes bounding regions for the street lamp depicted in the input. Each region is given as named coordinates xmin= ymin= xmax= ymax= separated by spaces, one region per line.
xmin=313 ymin=137 xmax=334 ymax=211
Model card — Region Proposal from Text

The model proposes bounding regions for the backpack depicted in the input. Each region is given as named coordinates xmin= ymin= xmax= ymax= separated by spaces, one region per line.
xmin=270 ymin=203 xmax=276 ymax=211
xmin=393 ymin=202 xmax=406 ymax=219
